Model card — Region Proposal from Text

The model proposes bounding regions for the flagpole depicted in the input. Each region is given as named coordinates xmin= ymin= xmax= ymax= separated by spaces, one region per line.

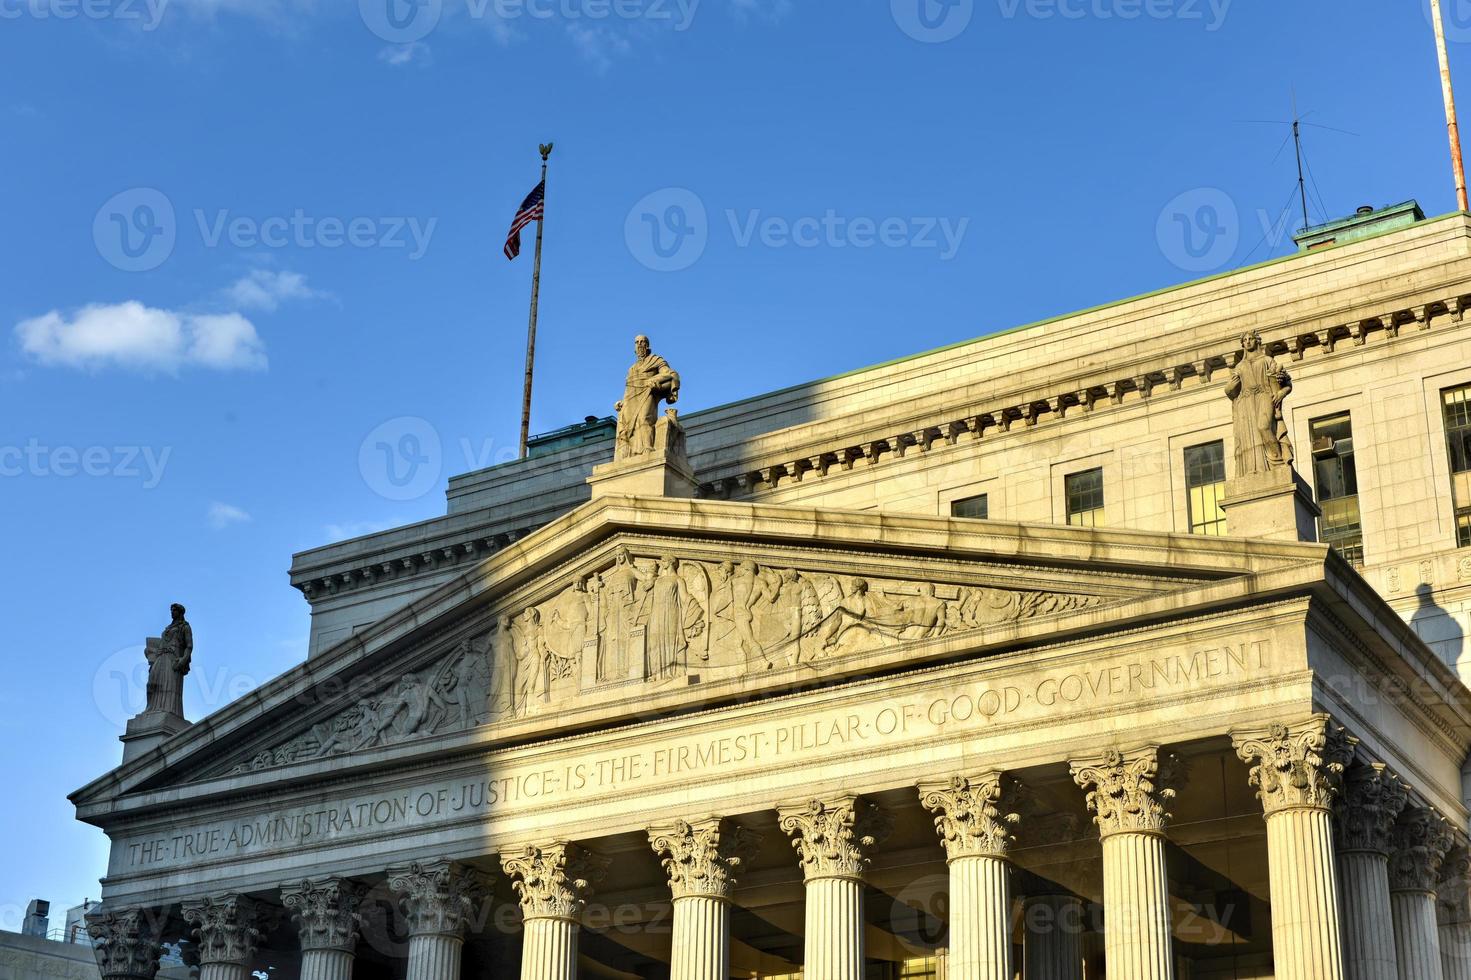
xmin=519 ymin=142 xmax=553 ymax=460
xmin=1431 ymin=0 xmax=1470 ymax=212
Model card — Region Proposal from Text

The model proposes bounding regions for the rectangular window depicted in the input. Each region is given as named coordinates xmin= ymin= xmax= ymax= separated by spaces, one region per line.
xmin=897 ymin=958 xmax=941 ymax=979
xmin=1310 ymin=413 xmax=1364 ymax=565
xmin=1444 ymin=384 xmax=1471 ymax=547
xmin=1184 ymin=441 xmax=1227 ymax=536
xmin=1065 ymin=468 xmax=1105 ymax=527
xmin=951 ymin=493 xmax=989 ymax=520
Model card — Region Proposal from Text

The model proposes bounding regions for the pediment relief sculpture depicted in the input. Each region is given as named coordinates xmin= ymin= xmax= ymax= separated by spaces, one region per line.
xmin=228 ymin=549 xmax=1110 ymax=776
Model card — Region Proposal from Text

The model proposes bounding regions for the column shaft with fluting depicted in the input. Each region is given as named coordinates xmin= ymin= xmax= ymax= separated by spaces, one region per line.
xmin=919 ymin=774 xmax=1024 ymax=980
xmin=298 ymin=949 xmax=354 ymax=980
xmin=1389 ymin=806 xmax=1455 ymax=980
xmin=1071 ymin=746 xmax=1183 ymax=980
xmin=778 ymin=795 xmax=892 ymax=980
xmin=1441 ymin=843 xmax=1471 ymax=980
xmin=650 ymin=817 xmax=761 ymax=980
xmin=1335 ymin=763 xmax=1407 ymax=980
xmin=1234 ymin=716 xmax=1357 ymax=980
xmin=1022 ymin=893 xmax=1084 ymax=980
xmin=503 ymin=841 xmax=608 ymax=980
xmin=387 ymin=860 xmax=488 ymax=980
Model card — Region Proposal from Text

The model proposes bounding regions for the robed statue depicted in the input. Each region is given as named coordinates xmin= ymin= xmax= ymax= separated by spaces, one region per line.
xmin=614 ymin=335 xmax=680 ymax=460
xmin=144 ymin=603 xmax=193 ymax=717
xmin=1225 ymin=330 xmax=1294 ymax=477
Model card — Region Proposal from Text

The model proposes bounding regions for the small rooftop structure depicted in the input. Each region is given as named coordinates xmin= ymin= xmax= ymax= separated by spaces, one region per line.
xmin=1293 ymin=199 xmax=1426 ymax=251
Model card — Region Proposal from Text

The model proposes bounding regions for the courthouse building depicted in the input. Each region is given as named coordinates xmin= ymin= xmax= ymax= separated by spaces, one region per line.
xmin=71 ymin=204 xmax=1471 ymax=980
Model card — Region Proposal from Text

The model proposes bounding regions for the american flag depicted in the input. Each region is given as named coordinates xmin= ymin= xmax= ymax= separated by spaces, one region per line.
xmin=504 ymin=180 xmax=545 ymax=260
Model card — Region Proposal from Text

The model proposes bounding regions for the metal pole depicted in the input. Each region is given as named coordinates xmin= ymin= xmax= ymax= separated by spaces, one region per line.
xmin=1431 ymin=0 xmax=1470 ymax=212
xmin=519 ymin=143 xmax=553 ymax=460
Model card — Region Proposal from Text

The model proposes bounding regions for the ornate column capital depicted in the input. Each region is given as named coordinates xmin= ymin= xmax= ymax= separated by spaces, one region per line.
xmin=385 ymin=859 xmax=488 ymax=939
xmin=917 ymin=771 xmax=1024 ymax=860
xmin=776 ymin=794 xmax=892 ymax=882
xmin=1069 ymin=746 xmax=1182 ymax=837
xmin=1439 ymin=841 xmax=1471 ymax=925
xmin=179 ymin=894 xmax=274 ymax=968
xmin=1232 ymin=715 xmax=1356 ymax=815
xmin=84 ymin=907 xmax=165 ymax=980
xmin=1390 ymin=805 xmax=1456 ymax=893
xmin=1334 ymin=761 xmax=1408 ymax=855
xmin=280 ymin=877 xmax=367 ymax=954
xmin=501 ymin=841 xmax=608 ymax=921
xmin=648 ymin=817 xmax=762 ymax=901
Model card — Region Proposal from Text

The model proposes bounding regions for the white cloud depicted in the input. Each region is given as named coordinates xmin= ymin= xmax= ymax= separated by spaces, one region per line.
xmin=564 ymin=22 xmax=631 ymax=72
xmin=729 ymin=0 xmax=792 ymax=20
xmin=378 ymin=42 xmax=433 ymax=67
xmin=208 ymin=501 xmax=252 ymax=529
xmin=15 ymin=302 xmax=268 ymax=374
xmin=223 ymin=269 xmax=326 ymax=312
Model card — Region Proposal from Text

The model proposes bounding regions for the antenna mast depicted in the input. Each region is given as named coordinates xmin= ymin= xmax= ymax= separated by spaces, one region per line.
xmin=1431 ymin=0 xmax=1471 ymax=212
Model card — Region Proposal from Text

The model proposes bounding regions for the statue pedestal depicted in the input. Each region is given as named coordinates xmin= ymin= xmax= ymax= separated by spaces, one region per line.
xmin=588 ymin=414 xmax=698 ymax=500
xmin=120 ymin=710 xmax=189 ymax=765
xmin=1220 ymin=468 xmax=1320 ymax=543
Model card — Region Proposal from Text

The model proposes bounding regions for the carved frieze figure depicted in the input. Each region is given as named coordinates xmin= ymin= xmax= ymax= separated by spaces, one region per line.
xmin=488 ymin=615 xmax=518 ymax=719
xmin=646 ymin=556 xmax=690 ymax=679
xmin=614 ymin=334 xmax=681 ymax=460
xmin=445 ymin=639 xmax=491 ymax=730
xmin=1225 ymin=329 xmax=1294 ymax=477
xmin=599 ymin=547 xmax=651 ymax=680
xmin=144 ymin=603 xmax=193 ymax=717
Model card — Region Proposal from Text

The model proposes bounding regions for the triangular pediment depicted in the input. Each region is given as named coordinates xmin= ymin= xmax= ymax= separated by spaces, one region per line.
xmin=73 ymin=495 xmax=1329 ymax=809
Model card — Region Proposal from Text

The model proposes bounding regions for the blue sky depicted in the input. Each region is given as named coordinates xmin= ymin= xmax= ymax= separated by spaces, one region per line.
xmin=2 ymin=0 xmax=1469 ymax=924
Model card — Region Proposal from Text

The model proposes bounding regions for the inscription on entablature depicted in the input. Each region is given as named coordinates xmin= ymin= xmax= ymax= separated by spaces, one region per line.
xmin=132 ymin=638 xmax=1269 ymax=874
xmin=229 ymin=550 xmax=1113 ymax=775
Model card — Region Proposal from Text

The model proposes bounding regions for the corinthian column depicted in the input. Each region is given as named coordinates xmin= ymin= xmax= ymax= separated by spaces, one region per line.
xmin=649 ymin=817 xmax=762 ymax=980
xmin=1070 ymin=745 xmax=1182 ymax=980
xmin=180 ymin=895 xmax=275 ymax=980
xmin=281 ymin=878 xmax=367 ymax=980
xmin=387 ymin=860 xmax=488 ymax=980
xmin=502 ymin=841 xmax=608 ymax=980
xmin=1234 ymin=716 xmax=1356 ymax=980
xmin=918 ymin=773 xmax=1023 ymax=980
xmin=85 ymin=908 xmax=165 ymax=980
xmin=777 ymin=795 xmax=892 ymax=980
xmin=1440 ymin=844 xmax=1471 ymax=980
xmin=1334 ymin=762 xmax=1407 ymax=980
xmin=1022 ymin=892 xmax=1085 ymax=980
xmin=1389 ymin=805 xmax=1455 ymax=980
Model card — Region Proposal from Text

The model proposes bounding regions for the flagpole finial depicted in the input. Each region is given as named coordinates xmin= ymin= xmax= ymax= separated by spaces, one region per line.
xmin=539 ymin=142 xmax=554 ymax=162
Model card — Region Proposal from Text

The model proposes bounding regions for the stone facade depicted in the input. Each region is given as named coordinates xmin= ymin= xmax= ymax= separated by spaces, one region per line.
xmin=73 ymin=212 xmax=1471 ymax=977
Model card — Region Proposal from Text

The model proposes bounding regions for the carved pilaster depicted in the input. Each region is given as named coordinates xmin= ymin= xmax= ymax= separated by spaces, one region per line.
xmin=280 ymin=878 xmax=367 ymax=953
xmin=777 ymin=795 xmax=892 ymax=882
xmin=180 ymin=895 xmax=272 ymax=967
xmin=501 ymin=841 xmax=608 ymax=921
xmin=1232 ymin=716 xmax=1356 ymax=815
xmin=385 ymin=860 xmax=487 ymax=938
xmin=1391 ymin=807 xmax=1456 ymax=893
xmin=648 ymin=817 xmax=762 ymax=901
xmin=1335 ymin=762 xmax=1408 ymax=855
xmin=917 ymin=772 xmax=1023 ymax=859
xmin=85 ymin=908 xmax=165 ymax=980
xmin=1069 ymin=746 xmax=1182 ymax=837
